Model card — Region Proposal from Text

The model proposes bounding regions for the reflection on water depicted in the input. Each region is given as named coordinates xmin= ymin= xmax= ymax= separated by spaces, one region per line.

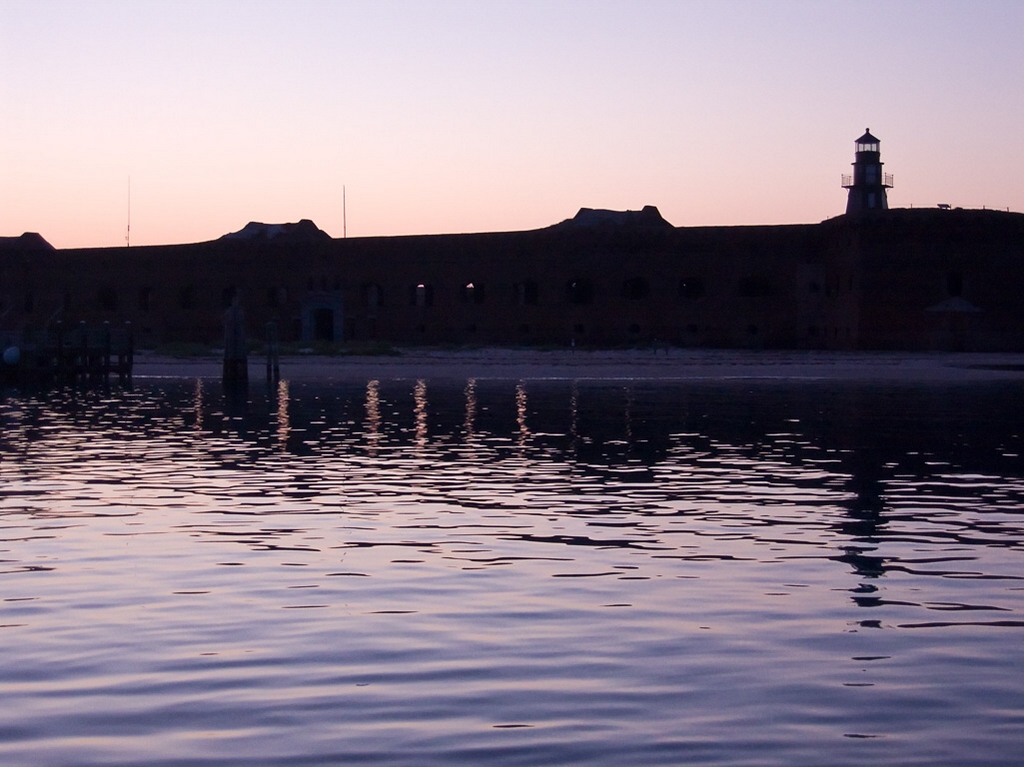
xmin=192 ymin=377 xmax=204 ymax=432
xmin=463 ymin=377 xmax=476 ymax=439
xmin=276 ymin=378 xmax=290 ymax=451
xmin=1 ymin=377 xmax=1023 ymax=766
xmin=414 ymin=379 xmax=428 ymax=449
xmin=364 ymin=379 xmax=381 ymax=453
xmin=515 ymin=380 xmax=529 ymax=449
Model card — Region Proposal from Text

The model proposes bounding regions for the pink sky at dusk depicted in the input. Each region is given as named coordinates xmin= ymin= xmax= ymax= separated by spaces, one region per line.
xmin=2 ymin=0 xmax=1022 ymax=249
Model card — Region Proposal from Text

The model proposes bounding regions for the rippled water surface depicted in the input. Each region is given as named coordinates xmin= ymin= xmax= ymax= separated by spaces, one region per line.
xmin=2 ymin=376 xmax=1023 ymax=766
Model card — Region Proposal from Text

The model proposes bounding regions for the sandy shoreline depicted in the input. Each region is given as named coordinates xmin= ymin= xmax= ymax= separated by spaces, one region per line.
xmin=131 ymin=348 xmax=1024 ymax=384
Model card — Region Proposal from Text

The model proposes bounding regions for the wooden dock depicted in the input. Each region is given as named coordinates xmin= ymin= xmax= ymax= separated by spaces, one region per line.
xmin=1 ymin=322 xmax=134 ymax=386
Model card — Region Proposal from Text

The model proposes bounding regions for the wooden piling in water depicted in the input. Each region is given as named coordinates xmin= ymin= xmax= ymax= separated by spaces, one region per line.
xmin=119 ymin=322 xmax=133 ymax=386
xmin=0 ymin=322 xmax=134 ymax=387
xmin=222 ymin=299 xmax=248 ymax=388
xmin=266 ymin=321 xmax=280 ymax=383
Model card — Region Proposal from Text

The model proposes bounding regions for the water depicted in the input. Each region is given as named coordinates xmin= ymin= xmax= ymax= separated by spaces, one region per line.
xmin=2 ymin=375 xmax=1023 ymax=766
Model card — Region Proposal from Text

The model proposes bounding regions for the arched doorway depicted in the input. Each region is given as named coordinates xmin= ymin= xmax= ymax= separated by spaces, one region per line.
xmin=301 ymin=294 xmax=344 ymax=343
xmin=313 ymin=307 xmax=334 ymax=341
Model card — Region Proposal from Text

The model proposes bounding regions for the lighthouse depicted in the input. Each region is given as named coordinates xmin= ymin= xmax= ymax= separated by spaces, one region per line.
xmin=841 ymin=129 xmax=893 ymax=214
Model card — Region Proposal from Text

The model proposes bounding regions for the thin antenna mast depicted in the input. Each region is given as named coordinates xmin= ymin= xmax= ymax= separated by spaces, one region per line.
xmin=126 ymin=176 xmax=131 ymax=248
xmin=343 ymin=185 xmax=347 ymax=239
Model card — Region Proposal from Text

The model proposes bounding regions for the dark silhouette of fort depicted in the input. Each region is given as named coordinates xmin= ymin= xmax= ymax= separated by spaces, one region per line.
xmin=3 ymin=131 xmax=1023 ymax=351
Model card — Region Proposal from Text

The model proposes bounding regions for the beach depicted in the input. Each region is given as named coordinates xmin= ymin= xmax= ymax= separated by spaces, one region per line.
xmin=132 ymin=347 xmax=1024 ymax=383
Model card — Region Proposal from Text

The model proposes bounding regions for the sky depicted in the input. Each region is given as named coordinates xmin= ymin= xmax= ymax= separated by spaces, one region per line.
xmin=2 ymin=0 xmax=1022 ymax=249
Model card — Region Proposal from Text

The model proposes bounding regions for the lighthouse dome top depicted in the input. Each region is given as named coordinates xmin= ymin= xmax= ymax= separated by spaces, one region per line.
xmin=856 ymin=128 xmax=881 ymax=153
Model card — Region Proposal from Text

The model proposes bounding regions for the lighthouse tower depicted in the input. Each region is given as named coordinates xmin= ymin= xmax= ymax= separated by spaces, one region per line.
xmin=841 ymin=129 xmax=893 ymax=214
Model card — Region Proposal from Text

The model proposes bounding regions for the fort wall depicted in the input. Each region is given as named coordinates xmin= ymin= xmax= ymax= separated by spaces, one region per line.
xmin=2 ymin=208 xmax=1022 ymax=352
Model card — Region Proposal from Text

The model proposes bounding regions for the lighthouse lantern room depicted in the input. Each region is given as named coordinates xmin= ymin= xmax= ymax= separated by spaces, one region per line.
xmin=841 ymin=128 xmax=893 ymax=214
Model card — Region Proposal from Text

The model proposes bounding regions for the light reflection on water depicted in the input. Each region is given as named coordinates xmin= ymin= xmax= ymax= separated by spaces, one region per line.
xmin=1 ymin=377 xmax=1023 ymax=766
